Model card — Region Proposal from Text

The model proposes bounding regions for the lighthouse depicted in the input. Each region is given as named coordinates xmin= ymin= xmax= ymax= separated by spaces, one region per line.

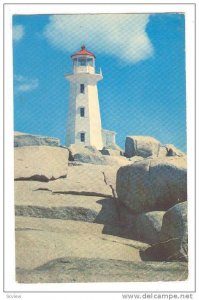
xmin=65 ymin=45 xmax=104 ymax=150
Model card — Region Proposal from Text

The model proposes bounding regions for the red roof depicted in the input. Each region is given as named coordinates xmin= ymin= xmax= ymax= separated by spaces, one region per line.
xmin=71 ymin=45 xmax=96 ymax=58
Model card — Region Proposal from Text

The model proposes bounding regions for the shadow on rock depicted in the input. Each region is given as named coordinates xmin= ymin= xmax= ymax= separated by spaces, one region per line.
xmin=94 ymin=198 xmax=140 ymax=241
xmin=94 ymin=198 xmax=119 ymax=225
xmin=101 ymin=223 xmax=138 ymax=241
xmin=140 ymin=238 xmax=188 ymax=262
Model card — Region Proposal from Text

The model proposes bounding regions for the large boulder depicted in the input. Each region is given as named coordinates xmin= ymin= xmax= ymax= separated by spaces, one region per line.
xmin=68 ymin=144 xmax=130 ymax=166
xmin=101 ymin=148 xmax=123 ymax=157
xmin=116 ymin=156 xmax=187 ymax=213
xmin=100 ymin=144 xmax=124 ymax=157
xmin=14 ymin=146 xmax=69 ymax=182
xmin=160 ymin=202 xmax=188 ymax=261
xmin=136 ymin=211 xmax=165 ymax=245
xmin=142 ymin=202 xmax=188 ymax=262
xmin=14 ymin=131 xmax=60 ymax=147
xmin=125 ymin=136 xmax=161 ymax=158
xmin=68 ymin=144 xmax=105 ymax=164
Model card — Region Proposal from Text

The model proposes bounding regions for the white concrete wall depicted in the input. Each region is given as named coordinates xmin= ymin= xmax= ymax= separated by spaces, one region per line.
xmin=102 ymin=129 xmax=116 ymax=147
xmin=74 ymin=79 xmax=90 ymax=145
xmin=88 ymin=83 xmax=103 ymax=149
xmin=65 ymin=73 xmax=103 ymax=149
xmin=66 ymin=82 xmax=76 ymax=146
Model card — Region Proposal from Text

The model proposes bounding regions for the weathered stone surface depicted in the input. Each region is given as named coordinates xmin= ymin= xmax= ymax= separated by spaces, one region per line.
xmin=141 ymin=202 xmax=188 ymax=262
xmin=157 ymin=146 xmax=168 ymax=157
xmin=68 ymin=144 xmax=130 ymax=166
xmin=15 ymin=174 xmax=119 ymax=224
xmin=16 ymin=205 xmax=101 ymax=223
xmin=84 ymin=145 xmax=100 ymax=153
xmin=101 ymin=145 xmax=124 ymax=156
xmin=136 ymin=211 xmax=165 ymax=245
xmin=125 ymin=136 xmax=161 ymax=158
xmin=68 ymin=144 xmax=102 ymax=163
xmin=101 ymin=148 xmax=122 ymax=156
xmin=102 ymin=156 xmax=131 ymax=166
xmin=159 ymin=144 xmax=185 ymax=157
xmin=14 ymin=131 xmax=60 ymax=147
xmin=160 ymin=202 xmax=188 ymax=261
xmin=128 ymin=156 xmax=144 ymax=163
xmin=15 ymin=217 xmax=148 ymax=271
xmin=104 ymin=143 xmax=123 ymax=151
xmin=45 ymin=164 xmax=114 ymax=197
xmin=15 ymin=217 xmax=187 ymax=283
xmin=15 ymin=190 xmax=118 ymax=225
xmin=116 ymin=157 xmax=187 ymax=213
xmin=16 ymin=256 xmax=188 ymax=283
xmin=15 ymin=146 xmax=69 ymax=182
xmin=117 ymin=203 xmax=138 ymax=226
xmin=14 ymin=143 xmax=188 ymax=282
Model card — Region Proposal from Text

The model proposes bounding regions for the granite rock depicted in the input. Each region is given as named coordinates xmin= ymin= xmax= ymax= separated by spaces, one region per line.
xmin=136 ymin=211 xmax=165 ymax=245
xmin=14 ymin=146 xmax=69 ymax=182
xmin=125 ymin=136 xmax=161 ymax=158
xmin=116 ymin=156 xmax=187 ymax=213
xmin=14 ymin=131 xmax=60 ymax=147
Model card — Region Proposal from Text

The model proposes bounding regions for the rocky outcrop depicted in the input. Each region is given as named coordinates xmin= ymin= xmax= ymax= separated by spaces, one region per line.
xmin=136 ymin=211 xmax=165 ymax=245
xmin=15 ymin=216 xmax=187 ymax=283
xmin=68 ymin=144 xmax=106 ymax=164
xmin=125 ymin=136 xmax=185 ymax=159
xmin=15 ymin=217 xmax=149 ymax=274
xmin=100 ymin=144 xmax=124 ymax=156
xmin=141 ymin=202 xmax=187 ymax=262
xmin=125 ymin=136 xmax=161 ymax=158
xmin=101 ymin=148 xmax=123 ymax=156
xmin=128 ymin=156 xmax=144 ymax=163
xmin=160 ymin=202 xmax=188 ymax=261
xmin=116 ymin=156 xmax=187 ymax=213
xmin=14 ymin=131 xmax=60 ymax=147
xmin=16 ymin=256 xmax=188 ymax=283
xmin=14 ymin=146 xmax=69 ymax=182
xmin=68 ymin=144 xmax=130 ymax=166
xmin=104 ymin=144 xmax=123 ymax=151
xmin=14 ymin=137 xmax=188 ymax=283
xmin=15 ymin=182 xmax=118 ymax=225
xmin=69 ymin=145 xmax=96 ymax=157
xmin=14 ymin=162 xmax=123 ymax=224
xmin=102 ymin=156 xmax=131 ymax=166
xmin=159 ymin=144 xmax=185 ymax=157
xmin=36 ymin=163 xmax=115 ymax=198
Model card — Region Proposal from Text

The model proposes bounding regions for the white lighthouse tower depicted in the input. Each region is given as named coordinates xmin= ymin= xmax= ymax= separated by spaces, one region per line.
xmin=65 ymin=45 xmax=103 ymax=150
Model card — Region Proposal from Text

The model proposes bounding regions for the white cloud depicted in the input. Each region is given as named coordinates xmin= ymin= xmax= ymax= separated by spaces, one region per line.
xmin=14 ymin=75 xmax=39 ymax=94
xmin=13 ymin=25 xmax=24 ymax=42
xmin=43 ymin=14 xmax=154 ymax=63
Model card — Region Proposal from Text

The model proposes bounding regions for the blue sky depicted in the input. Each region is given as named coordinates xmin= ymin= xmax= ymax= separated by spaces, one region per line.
xmin=13 ymin=13 xmax=186 ymax=151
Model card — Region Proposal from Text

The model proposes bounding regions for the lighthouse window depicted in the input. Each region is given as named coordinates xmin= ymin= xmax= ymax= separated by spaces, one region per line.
xmin=78 ymin=58 xmax=86 ymax=66
xmin=87 ymin=58 xmax=93 ymax=66
xmin=80 ymin=107 xmax=85 ymax=117
xmin=80 ymin=132 xmax=85 ymax=142
xmin=73 ymin=58 xmax=78 ymax=66
xmin=80 ymin=84 xmax=85 ymax=93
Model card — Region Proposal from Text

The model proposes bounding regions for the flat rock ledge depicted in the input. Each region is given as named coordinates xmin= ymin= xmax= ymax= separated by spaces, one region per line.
xmin=16 ymin=256 xmax=188 ymax=283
